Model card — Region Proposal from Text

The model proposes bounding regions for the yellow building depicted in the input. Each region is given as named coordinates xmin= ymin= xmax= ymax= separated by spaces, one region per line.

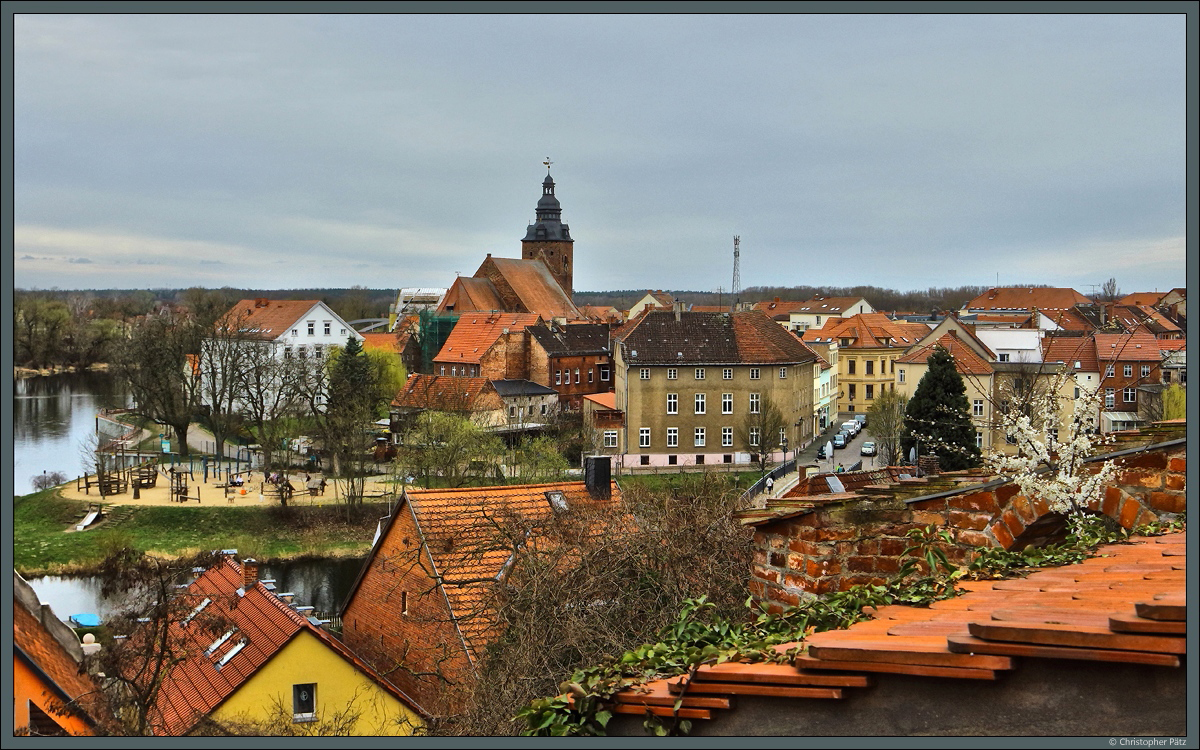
xmin=147 ymin=557 xmax=426 ymax=736
xmin=803 ymin=313 xmax=930 ymax=416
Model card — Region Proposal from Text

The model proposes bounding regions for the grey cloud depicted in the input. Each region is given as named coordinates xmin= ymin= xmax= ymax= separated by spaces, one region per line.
xmin=68 ymin=257 xmax=93 ymax=264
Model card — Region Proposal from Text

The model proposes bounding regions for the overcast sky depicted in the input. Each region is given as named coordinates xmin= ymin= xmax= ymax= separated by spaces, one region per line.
xmin=12 ymin=13 xmax=1188 ymax=296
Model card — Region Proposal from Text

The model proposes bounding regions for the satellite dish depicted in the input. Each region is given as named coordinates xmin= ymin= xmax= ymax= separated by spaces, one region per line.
xmin=825 ymin=441 xmax=833 ymax=457
xmin=909 ymin=447 xmax=917 ymax=464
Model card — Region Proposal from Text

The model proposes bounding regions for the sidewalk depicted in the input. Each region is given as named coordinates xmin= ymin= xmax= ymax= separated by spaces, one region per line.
xmin=763 ymin=418 xmax=858 ymax=500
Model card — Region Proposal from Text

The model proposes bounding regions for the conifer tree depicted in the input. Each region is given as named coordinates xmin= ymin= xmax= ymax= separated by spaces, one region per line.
xmin=901 ymin=345 xmax=980 ymax=470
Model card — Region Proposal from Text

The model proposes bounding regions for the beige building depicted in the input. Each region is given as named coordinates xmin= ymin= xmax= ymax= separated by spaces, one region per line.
xmin=803 ymin=313 xmax=930 ymax=415
xmin=611 ymin=309 xmax=817 ymax=469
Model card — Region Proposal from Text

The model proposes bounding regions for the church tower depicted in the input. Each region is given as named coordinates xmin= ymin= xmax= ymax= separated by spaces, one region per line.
xmin=521 ymin=168 xmax=574 ymax=296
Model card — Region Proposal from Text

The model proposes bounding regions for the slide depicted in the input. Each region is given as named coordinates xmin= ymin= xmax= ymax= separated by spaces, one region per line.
xmin=75 ymin=510 xmax=100 ymax=531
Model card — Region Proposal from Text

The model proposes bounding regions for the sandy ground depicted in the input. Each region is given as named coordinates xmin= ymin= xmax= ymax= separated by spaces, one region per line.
xmin=57 ymin=470 xmax=404 ymax=509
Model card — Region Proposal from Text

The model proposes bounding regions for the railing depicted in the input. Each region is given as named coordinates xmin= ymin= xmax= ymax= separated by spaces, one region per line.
xmin=739 ymin=458 xmax=797 ymax=507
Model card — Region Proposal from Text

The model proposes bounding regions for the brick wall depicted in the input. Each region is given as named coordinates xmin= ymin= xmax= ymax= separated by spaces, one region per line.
xmin=747 ymin=434 xmax=1185 ymax=613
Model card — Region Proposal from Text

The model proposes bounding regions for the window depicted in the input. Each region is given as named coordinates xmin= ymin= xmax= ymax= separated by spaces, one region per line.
xmin=588 ymin=368 xmax=594 ymax=383
xmin=722 ymin=393 xmax=733 ymax=414
xmin=439 ymin=365 xmax=445 ymax=375
xmin=667 ymin=393 xmax=678 ymax=414
xmin=541 ymin=403 xmax=548 ymax=415
xmin=865 ymin=385 xmax=873 ymax=400
xmin=1141 ymin=365 xmax=1151 ymax=378
xmin=779 ymin=367 xmax=787 ymax=379
xmin=976 ymin=431 xmax=983 ymax=449
xmin=640 ymin=455 xmax=650 ymax=466
xmin=847 ymin=360 xmax=856 ymax=375
xmin=323 ymin=321 xmax=331 ymax=335
xmin=293 ymin=683 xmax=316 ymax=722
xmin=1105 ymin=364 xmax=1115 ymax=378
xmin=400 ymin=591 xmax=409 ymax=616
xmin=574 ymin=368 xmax=580 ymax=384
xmin=667 ymin=427 xmax=679 ymax=447
xmin=848 ymin=384 xmax=856 ymax=401
xmin=340 ymin=328 xmax=347 ymax=336
xmin=973 ymin=399 xmax=984 ymax=417
xmin=749 ymin=393 xmax=760 ymax=414
xmin=509 ymin=406 xmax=517 ymax=418
xmin=890 ymin=360 xmax=895 ymax=374
xmin=898 ymin=369 xmax=905 ymax=384
xmin=555 ymin=370 xmax=562 ymax=385
xmin=640 ymin=368 xmax=650 ymax=380
xmin=603 ymin=430 xmax=618 ymax=448
xmin=283 ymin=347 xmax=293 ymax=359
xmin=816 ymin=315 xmax=821 ymax=325
xmin=749 ymin=427 xmax=761 ymax=447
xmin=694 ymin=427 xmax=705 ymax=447
xmin=695 ymin=393 xmax=706 ymax=414
xmin=780 ymin=427 xmax=787 ymax=445
xmin=695 ymin=368 xmax=706 ymax=380
xmin=1124 ymin=387 xmax=1136 ymax=403
xmin=1006 ymin=432 xmax=1017 ymax=445
xmin=451 ymin=366 xmax=457 ymax=376
xmin=1124 ymin=364 xmax=1133 ymax=378
xmin=723 ymin=368 xmax=733 ymax=380
xmin=667 ymin=368 xmax=678 ymax=380
xmin=722 ymin=427 xmax=733 ymax=447
xmin=307 ymin=321 xmax=315 ymax=336
xmin=696 ymin=455 xmax=705 ymax=465
xmin=313 ymin=345 xmax=322 ymax=359
xmin=639 ymin=428 xmax=651 ymax=448
xmin=999 ymin=353 xmax=1010 ymax=362
xmin=668 ymin=454 xmax=677 ymax=465
xmin=865 ymin=360 xmax=873 ymax=375
xmin=600 ymin=365 xmax=610 ymax=381
xmin=291 ymin=329 xmax=298 ymax=337
xmin=750 ymin=368 xmax=760 ymax=380
xmin=1105 ymin=388 xmax=1115 ymax=408
xmin=1162 ymin=371 xmax=1171 ymax=384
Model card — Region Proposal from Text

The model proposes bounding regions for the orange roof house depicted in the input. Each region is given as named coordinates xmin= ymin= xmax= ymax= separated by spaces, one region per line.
xmin=339 ymin=472 xmax=625 ymax=714
xmin=215 ymin=299 xmax=362 ymax=346
xmin=142 ymin=556 xmax=425 ymax=735
xmin=802 ymin=313 xmax=930 ymax=414
xmin=431 ymin=312 xmax=541 ymax=381
xmin=14 ymin=573 xmax=107 ymax=736
xmin=962 ymin=287 xmax=1090 ymax=316
xmin=436 ymin=255 xmax=583 ymax=321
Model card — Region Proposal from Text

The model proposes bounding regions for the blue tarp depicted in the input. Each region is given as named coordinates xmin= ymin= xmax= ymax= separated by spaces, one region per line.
xmin=69 ymin=613 xmax=101 ymax=628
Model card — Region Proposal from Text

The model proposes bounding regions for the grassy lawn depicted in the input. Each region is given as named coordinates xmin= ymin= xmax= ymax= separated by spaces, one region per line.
xmin=619 ymin=470 xmax=764 ymax=494
xmin=13 ymin=489 xmax=383 ymax=575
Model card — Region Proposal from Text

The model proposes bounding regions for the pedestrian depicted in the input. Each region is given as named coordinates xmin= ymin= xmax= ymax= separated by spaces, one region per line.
xmin=765 ymin=476 xmax=774 ymax=494
xmin=836 ymin=463 xmax=844 ymax=473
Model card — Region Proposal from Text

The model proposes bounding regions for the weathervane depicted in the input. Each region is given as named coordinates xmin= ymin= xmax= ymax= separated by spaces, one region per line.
xmin=543 ymin=157 xmax=553 ymax=173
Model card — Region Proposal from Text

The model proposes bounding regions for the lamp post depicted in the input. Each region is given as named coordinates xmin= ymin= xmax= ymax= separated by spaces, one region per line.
xmin=780 ymin=435 xmax=789 ymax=469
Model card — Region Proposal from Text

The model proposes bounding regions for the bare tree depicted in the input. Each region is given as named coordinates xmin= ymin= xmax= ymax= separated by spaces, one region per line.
xmin=737 ymin=395 xmax=787 ymax=474
xmin=234 ymin=340 xmax=309 ymax=480
xmin=114 ymin=312 xmax=203 ymax=457
xmin=1096 ymin=277 xmax=1122 ymax=303
xmin=197 ymin=311 xmax=252 ymax=460
xmin=866 ymin=389 xmax=908 ymax=466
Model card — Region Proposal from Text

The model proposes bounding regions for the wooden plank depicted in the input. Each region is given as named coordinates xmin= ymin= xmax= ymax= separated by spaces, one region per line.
xmin=947 ymin=635 xmax=1181 ymax=668
xmin=614 ymin=690 xmax=732 ymax=710
xmin=793 ymin=655 xmax=999 ymax=680
xmin=987 ymin=608 xmax=1114 ymax=628
xmin=968 ymin=621 xmax=1186 ymax=654
xmin=885 ymin=621 xmax=973 ymax=637
xmin=671 ymin=682 xmax=844 ymax=700
xmin=611 ymin=703 xmax=712 ymax=720
xmin=1136 ymin=600 xmax=1186 ymax=621
xmin=1108 ymin=613 xmax=1187 ymax=635
xmin=694 ymin=662 xmax=870 ymax=688
xmin=806 ymin=640 xmax=1013 ymax=670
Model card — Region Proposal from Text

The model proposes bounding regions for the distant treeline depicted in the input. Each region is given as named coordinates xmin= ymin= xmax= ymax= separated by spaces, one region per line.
xmin=573 ymin=284 xmax=1049 ymax=314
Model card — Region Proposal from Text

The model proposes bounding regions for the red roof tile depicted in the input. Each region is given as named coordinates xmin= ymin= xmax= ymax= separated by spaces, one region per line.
xmin=215 ymin=299 xmax=327 ymax=341
xmin=393 ymin=374 xmax=502 ymax=412
xmin=802 ymin=313 xmax=928 ymax=350
xmin=964 ymin=287 xmax=1090 ymax=313
xmin=897 ymin=333 xmax=994 ymax=375
xmin=433 ymin=312 xmax=541 ymax=366
xmin=1093 ymin=332 xmax=1165 ymax=362
xmin=1042 ymin=334 xmax=1100 ymax=372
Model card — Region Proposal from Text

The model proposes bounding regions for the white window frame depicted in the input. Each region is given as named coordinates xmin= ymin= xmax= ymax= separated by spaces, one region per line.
xmin=639 ymin=428 xmax=651 ymax=448
xmin=1124 ymin=364 xmax=1133 ymax=378
xmin=293 ymin=683 xmax=317 ymax=723
xmin=1141 ymin=365 xmax=1151 ymax=378
xmin=323 ymin=321 xmax=331 ymax=335
xmin=588 ymin=368 xmax=594 ymax=383
xmin=973 ymin=399 xmax=984 ymax=417
xmin=574 ymin=368 xmax=581 ymax=384
xmin=694 ymin=427 xmax=706 ymax=447
xmin=694 ymin=393 xmax=706 ymax=414
xmin=749 ymin=427 xmax=761 ymax=447
xmin=555 ymin=370 xmax=562 ymax=385
xmin=1105 ymin=364 xmax=1115 ymax=378
xmin=667 ymin=427 xmax=679 ymax=447
xmin=1123 ymin=387 xmax=1136 ymax=403
xmin=722 ymin=393 xmax=733 ymax=414
xmin=667 ymin=393 xmax=678 ymax=414
xmin=695 ymin=368 xmax=706 ymax=380
xmin=600 ymin=366 xmax=610 ymax=381
xmin=898 ymin=369 xmax=905 ymax=384
xmin=307 ymin=321 xmax=315 ymax=336
xmin=999 ymin=353 xmax=1010 ymax=362
xmin=749 ymin=393 xmax=760 ymax=414
xmin=779 ymin=367 xmax=787 ymax=379
xmin=723 ymin=368 xmax=733 ymax=380
xmin=640 ymin=368 xmax=650 ymax=380
xmin=603 ymin=430 xmax=618 ymax=448
xmin=722 ymin=426 xmax=733 ymax=447
xmin=750 ymin=368 xmax=760 ymax=380
xmin=667 ymin=368 xmax=678 ymax=380
xmin=1105 ymin=388 xmax=1115 ymax=408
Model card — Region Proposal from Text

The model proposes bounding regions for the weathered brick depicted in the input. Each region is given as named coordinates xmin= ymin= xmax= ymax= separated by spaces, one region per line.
xmin=1135 ymin=510 xmax=1159 ymax=528
xmin=1118 ymin=452 xmax=1169 ymax=471
xmin=807 ymin=578 xmax=836 ymax=595
xmin=948 ymin=510 xmax=990 ymax=531
xmin=1002 ymin=509 xmax=1025 ymax=537
xmin=874 ymin=556 xmax=902 ymax=575
xmin=748 ymin=580 xmax=766 ymax=597
xmin=1164 ymin=474 xmax=1185 ymax=491
xmin=1116 ymin=470 xmax=1163 ymax=489
xmin=912 ymin=510 xmax=947 ymax=527
xmin=1030 ymin=496 xmax=1051 ymax=518
xmin=1146 ymin=491 xmax=1185 ymax=514
xmin=1167 ymin=457 xmax=1186 ymax=472
xmin=1118 ymin=498 xmax=1141 ymax=529
xmin=1102 ymin=486 xmax=1122 ymax=518
xmin=769 ymin=551 xmax=786 ymax=568
xmin=752 ymin=548 xmax=768 ymax=566
xmin=879 ymin=537 xmax=908 ymax=557
xmin=759 ymin=568 xmax=781 ymax=584
xmin=952 ymin=490 xmax=1002 ymax=515
xmin=991 ymin=520 xmax=1015 ymax=550
xmin=782 ymin=573 xmax=808 ymax=590
xmin=847 ymin=556 xmax=876 ymax=573
xmin=1010 ymin=494 xmax=1037 ymax=524
xmin=815 ymin=527 xmax=856 ymax=542
xmin=995 ymin=483 xmax=1021 ymax=504
xmin=858 ymin=539 xmax=880 ymax=556
xmin=839 ymin=575 xmax=885 ymax=590
xmin=957 ymin=529 xmax=993 ymax=548
xmin=786 ymin=552 xmax=805 ymax=571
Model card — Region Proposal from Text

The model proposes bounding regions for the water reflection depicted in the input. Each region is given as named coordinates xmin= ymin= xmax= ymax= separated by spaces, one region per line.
xmin=12 ymin=371 xmax=131 ymax=496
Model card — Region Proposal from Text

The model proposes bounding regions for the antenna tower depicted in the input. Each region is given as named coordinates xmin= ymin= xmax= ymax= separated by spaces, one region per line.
xmin=731 ymin=235 xmax=741 ymax=312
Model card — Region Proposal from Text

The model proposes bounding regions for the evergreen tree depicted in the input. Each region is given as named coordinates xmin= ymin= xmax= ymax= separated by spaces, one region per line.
xmin=901 ymin=345 xmax=980 ymax=471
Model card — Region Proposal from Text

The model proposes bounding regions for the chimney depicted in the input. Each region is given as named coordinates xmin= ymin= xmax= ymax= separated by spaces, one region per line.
xmin=255 ymin=298 xmax=269 ymax=308
xmin=674 ymin=300 xmax=683 ymax=322
xmin=584 ymin=455 xmax=611 ymax=498
xmin=242 ymin=558 xmax=258 ymax=589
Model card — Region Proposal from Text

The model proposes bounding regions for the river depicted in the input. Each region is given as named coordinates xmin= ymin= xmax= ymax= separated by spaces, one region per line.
xmin=12 ymin=370 xmax=132 ymax=497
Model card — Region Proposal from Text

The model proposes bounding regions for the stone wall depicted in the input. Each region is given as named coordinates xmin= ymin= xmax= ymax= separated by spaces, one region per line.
xmin=747 ymin=432 xmax=1185 ymax=612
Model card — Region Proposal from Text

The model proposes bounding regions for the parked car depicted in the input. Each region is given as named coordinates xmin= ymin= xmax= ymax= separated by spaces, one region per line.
xmin=855 ymin=414 xmax=868 ymax=428
xmin=860 ymin=441 xmax=876 ymax=457
xmin=816 ymin=444 xmax=827 ymax=459
xmin=841 ymin=420 xmax=860 ymax=437
xmin=832 ymin=432 xmax=848 ymax=449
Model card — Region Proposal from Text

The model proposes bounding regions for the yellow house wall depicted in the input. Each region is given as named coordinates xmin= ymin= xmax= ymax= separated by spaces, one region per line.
xmin=210 ymin=631 xmax=423 ymax=736
xmin=839 ymin=346 xmax=901 ymax=414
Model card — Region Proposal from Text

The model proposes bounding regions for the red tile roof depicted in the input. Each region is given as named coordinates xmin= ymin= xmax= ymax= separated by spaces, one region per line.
xmin=1117 ymin=292 xmax=1167 ymax=307
xmin=485 ymin=257 xmax=582 ymax=320
xmin=1094 ymin=332 xmax=1165 ymax=362
xmin=149 ymin=557 xmax=423 ymax=735
xmin=964 ymin=287 xmax=1090 ymax=313
xmin=792 ymin=296 xmax=869 ymax=315
xmin=439 ymin=276 xmax=507 ymax=314
xmin=615 ymin=310 xmax=817 ymax=365
xmin=433 ymin=312 xmax=541 ymax=366
xmin=608 ymin=532 xmax=1185 ymax=725
xmin=1041 ymin=334 xmax=1100 ymax=373
xmin=802 ymin=313 xmax=929 ymax=350
xmin=215 ymin=299 xmax=325 ymax=341
xmin=393 ymin=374 xmax=501 ymax=413
xmin=583 ymin=391 xmax=617 ymax=410
xmin=897 ymin=333 xmax=994 ymax=375
xmin=752 ymin=298 xmax=810 ymax=320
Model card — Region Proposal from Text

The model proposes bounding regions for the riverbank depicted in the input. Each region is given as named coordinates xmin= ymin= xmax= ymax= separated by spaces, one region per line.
xmin=13 ymin=487 xmax=384 ymax=576
xmin=14 ymin=362 xmax=111 ymax=379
